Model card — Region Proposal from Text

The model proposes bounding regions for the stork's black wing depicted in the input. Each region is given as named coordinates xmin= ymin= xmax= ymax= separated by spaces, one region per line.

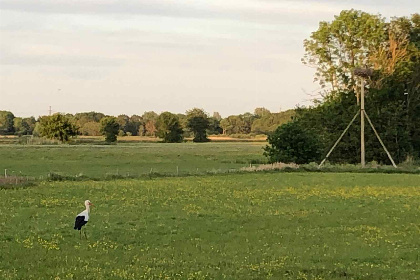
xmin=74 ymin=216 xmax=87 ymax=230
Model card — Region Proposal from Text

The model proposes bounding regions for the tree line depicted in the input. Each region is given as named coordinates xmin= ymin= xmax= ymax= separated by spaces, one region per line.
xmin=0 ymin=108 xmax=295 ymax=142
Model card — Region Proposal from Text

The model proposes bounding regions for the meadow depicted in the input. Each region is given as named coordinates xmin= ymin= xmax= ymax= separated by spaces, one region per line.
xmin=1 ymin=173 xmax=419 ymax=280
xmin=0 ymin=142 xmax=266 ymax=178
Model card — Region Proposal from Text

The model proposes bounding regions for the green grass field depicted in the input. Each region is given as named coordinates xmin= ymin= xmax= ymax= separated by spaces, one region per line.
xmin=1 ymin=173 xmax=419 ymax=280
xmin=0 ymin=143 xmax=266 ymax=178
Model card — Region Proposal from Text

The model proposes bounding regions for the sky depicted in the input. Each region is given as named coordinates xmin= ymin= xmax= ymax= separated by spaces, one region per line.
xmin=0 ymin=0 xmax=418 ymax=118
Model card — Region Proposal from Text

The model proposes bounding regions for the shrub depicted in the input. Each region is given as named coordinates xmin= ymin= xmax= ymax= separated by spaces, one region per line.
xmin=264 ymin=121 xmax=322 ymax=164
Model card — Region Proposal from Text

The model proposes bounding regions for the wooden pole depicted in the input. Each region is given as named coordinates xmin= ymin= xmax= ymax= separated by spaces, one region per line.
xmin=361 ymin=78 xmax=365 ymax=168
xmin=363 ymin=111 xmax=397 ymax=168
xmin=319 ymin=110 xmax=360 ymax=167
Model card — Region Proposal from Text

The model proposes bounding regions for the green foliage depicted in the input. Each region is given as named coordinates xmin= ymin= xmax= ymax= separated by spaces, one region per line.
xmin=80 ymin=122 xmax=101 ymax=136
xmin=116 ymin=114 xmax=130 ymax=135
xmin=38 ymin=114 xmax=78 ymax=142
xmin=13 ymin=117 xmax=24 ymax=136
xmin=14 ymin=117 xmax=37 ymax=136
xmin=220 ymin=115 xmax=244 ymax=135
xmin=251 ymin=109 xmax=295 ymax=134
xmin=156 ymin=112 xmax=184 ymax=143
xmin=0 ymin=110 xmax=15 ymax=135
xmin=100 ymin=116 xmax=119 ymax=143
xmin=73 ymin=112 xmax=105 ymax=131
xmin=142 ymin=111 xmax=158 ymax=136
xmin=126 ymin=115 xmax=143 ymax=136
xmin=186 ymin=108 xmax=210 ymax=142
xmin=254 ymin=107 xmax=271 ymax=118
xmin=264 ymin=121 xmax=322 ymax=164
xmin=303 ymin=9 xmax=386 ymax=92
xmin=207 ymin=117 xmax=223 ymax=135
xmin=300 ymin=12 xmax=420 ymax=163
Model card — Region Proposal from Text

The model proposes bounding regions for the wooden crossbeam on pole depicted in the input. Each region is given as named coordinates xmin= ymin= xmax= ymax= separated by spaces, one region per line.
xmin=360 ymin=78 xmax=365 ymax=167
xmin=319 ymin=110 xmax=361 ymax=168
xmin=363 ymin=111 xmax=398 ymax=168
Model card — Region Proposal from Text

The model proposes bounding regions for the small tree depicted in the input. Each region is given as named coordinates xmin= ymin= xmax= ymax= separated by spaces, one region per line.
xmin=0 ymin=110 xmax=15 ymax=135
xmin=186 ymin=108 xmax=210 ymax=142
xmin=264 ymin=121 xmax=322 ymax=164
xmin=100 ymin=116 xmax=119 ymax=143
xmin=156 ymin=112 xmax=184 ymax=143
xmin=38 ymin=113 xmax=78 ymax=142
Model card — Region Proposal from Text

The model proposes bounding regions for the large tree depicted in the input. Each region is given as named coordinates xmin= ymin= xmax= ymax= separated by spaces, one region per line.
xmin=38 ymin=113 xmax=78 ymax=142
xmin=142 ymin=111 xmax=158 ymax=136
xmin=100 ymin=116 xmax=119 ymax=143
xmin=303 ymin=9 xmax=386 ymax=99
xmin=156 ymin=112 xmax=184 ymax=143
xmin=186 ymin=108 xmax=210 ymax=142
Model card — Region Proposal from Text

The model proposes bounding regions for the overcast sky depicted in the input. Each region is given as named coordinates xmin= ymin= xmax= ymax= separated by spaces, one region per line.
xmin=0 ymin=1 xmax=417 ymax=118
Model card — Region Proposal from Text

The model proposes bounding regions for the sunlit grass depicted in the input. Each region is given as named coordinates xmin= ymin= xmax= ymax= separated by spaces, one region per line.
xmin=0 ymin=142 xmax=266 ymax=178
xmin=1 ymin=173 xmax=419 ymax=279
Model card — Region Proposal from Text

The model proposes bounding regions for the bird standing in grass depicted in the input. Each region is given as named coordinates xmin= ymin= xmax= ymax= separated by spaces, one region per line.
xmin=74 ymin=200 xmax=94 ymax=239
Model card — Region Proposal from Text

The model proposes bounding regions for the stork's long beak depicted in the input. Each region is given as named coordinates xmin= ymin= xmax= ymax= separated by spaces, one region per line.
xmin=89 ymin=203 xmax=95 ymax=207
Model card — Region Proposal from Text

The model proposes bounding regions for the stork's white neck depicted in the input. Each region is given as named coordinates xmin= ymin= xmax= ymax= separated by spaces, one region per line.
xmin=85 ymin=205 xmax=90 ymax=212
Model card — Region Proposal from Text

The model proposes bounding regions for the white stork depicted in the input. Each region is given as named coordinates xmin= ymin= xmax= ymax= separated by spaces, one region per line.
xmin=74 ymin=200 xmax=94 ymax=239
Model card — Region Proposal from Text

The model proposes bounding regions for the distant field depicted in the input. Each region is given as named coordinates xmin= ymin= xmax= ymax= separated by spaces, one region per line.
xmin=1 ymin=173 xmax=419 ymax=279
xmin=0 ymin=142 xmax=267 ymax=178
xmin=0 ymin=135 xmax=267 ymax=145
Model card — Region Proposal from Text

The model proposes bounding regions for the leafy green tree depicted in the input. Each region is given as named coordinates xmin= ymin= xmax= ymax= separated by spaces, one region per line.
xmin=207 ymin=117 xmax=223 ymax=135
xmin=142 ymin=111 xmax=158 ymax=136
xmin=251 ymin=110 xmax=295 ymax=134
xmin=156 ymin=112 xmax=184 ymax=143
xmin=13 ymin=116 xmax=40 ymax=136
xmin=239 ymin=112 xmax=257 ymax=134
xmin=126 ymin=115 xmax=143 ymax=136
xmin=74 ymin=112 xmax=105 ymax=131
xmin=116 ymin=114 xmax=130 ymax=136
xmin=254 ymin=107 xmax=271 ymax=118
xmin=80 ymin=122 xmax=101 ymax=136
xmin=13 ymin=117 xmax=24 ymax=135
xmin=100 ymin=117 xmax=119 ymax=143
xmin=23 ymin=117 xmax=36 ymax=135
xmin=186 ymin=108 xmax=210 ymax=142
xmin=264 ymin=121 xmax=322 ymax=164
xmin=220 ymin=115 xmax=244 ymax=135
xmin=38 ymin=113 xmax=78 ymax=142
xmin=0 ymin=110 xmax=15 ymax=135
xmin=303 ymin=9 xmax=386 ymax=95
